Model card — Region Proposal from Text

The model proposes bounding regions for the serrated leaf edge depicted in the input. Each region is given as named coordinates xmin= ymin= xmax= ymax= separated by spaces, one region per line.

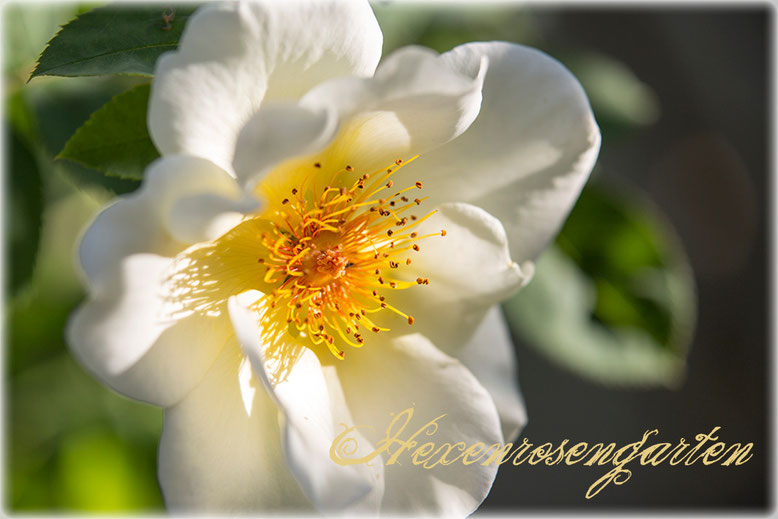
xmin=56 ymin=83 xmax=156 ymax=181
xmin=29 ymin=4 xmax=194 ymax=81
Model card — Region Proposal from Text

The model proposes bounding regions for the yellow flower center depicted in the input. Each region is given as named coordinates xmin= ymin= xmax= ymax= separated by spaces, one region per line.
xmin=255 ymin=156 xmax=443 ymax=360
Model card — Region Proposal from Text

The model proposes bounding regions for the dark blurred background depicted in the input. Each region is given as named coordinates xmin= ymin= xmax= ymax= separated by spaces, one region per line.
xmin=487 ymin=8 xmax=770 ymax=511
xmin=4 ymin=3 xmax=771 ymax=513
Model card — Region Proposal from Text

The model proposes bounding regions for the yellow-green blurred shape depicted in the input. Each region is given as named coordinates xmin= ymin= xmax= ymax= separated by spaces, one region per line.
xmin=56 ymin=428 xmax=160 ymax=511
xmin=372 ymin=3 xmax=540 ymax=55
xmin=568 ymin=52 xmax=660 ymax=127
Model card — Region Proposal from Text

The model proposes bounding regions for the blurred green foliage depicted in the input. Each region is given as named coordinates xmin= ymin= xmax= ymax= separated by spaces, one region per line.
xmin=503 ymin=184 xmax=695 ymax=388
xmin=5 ymin=2 xmax=162 ymax=511
xmin=4 ymin=1 xmax=695 ymax=513
xmin=559 ymin=185 xmax=686 ymax=348
xmin=7 ymin=124 xmax=42 ymax=297
xmin=564 ymin=53 xmax=659 ymax=130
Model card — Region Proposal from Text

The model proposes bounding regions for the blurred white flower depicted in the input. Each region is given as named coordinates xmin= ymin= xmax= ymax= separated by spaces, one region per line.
xmin=67 ymin=0 xmax=599 ymax=515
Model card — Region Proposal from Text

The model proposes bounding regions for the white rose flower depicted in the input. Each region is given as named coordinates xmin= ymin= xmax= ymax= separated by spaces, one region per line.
xmin=67 ymin=0 xmax=600 ymax=515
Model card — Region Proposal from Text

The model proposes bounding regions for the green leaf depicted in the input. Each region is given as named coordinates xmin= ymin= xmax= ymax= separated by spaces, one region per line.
xmin=63 ymin=163 xmax=142 ymax=195
xmin=24 ymin=75 xmax=144 ymax=194
xmin=503 ymin=182 xmax=696 ymax=388
xmin=58 ymin=83 xmax=158 ymax=181
xmin=7 ymin=125 xmax=44 ymax=297
xmin=30 ymin=4 xmax=198 ymax=79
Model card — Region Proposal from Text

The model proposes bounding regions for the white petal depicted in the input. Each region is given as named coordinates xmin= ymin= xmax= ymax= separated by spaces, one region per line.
xmin=158 ymin=339 xmax=312 ymax=512
xmin=232 ymin=103 xmax=339 ymax=187
xmin=67 ymin=254 xmax=230 ymax=407
xmin=229 ymin=295 xmax=384 ymax=514
xmin=405 ymin=42 xmax=601 ymax=263
xmin=335 ymin=333 xmax=503 ymax=516
xmin=78 ymin=155 xmax=242 ymax=289
xmin=389 ymin=202 xmax=532 ymax=353
xmin=167 ymin=191 xmax=259 ymax=245
xmin=149 ymin=0 xmax=383 ymax=173
xmin=167 ymin=198 xmax=247 ymax=245
xmin=457 ymin=306 xmax=527 ymax=442
xmin=299 ymin=45 xmax=485 ymax=165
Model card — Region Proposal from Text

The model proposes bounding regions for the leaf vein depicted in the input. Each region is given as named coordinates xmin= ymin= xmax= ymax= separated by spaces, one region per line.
xmin=39 ymin=41 xmax=178 ymax=74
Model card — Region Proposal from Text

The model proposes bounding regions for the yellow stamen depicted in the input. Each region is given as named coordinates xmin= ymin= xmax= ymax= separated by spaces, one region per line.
xmin=256 ymin=156 xmax=436 ymax=361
